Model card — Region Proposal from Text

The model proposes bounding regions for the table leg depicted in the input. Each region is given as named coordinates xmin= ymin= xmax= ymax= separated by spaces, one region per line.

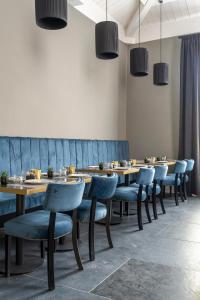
xmin=16 ymin=195 xmax=25 ymax=265
xmin=125 ymin=174 xmax=130 ymax=186
xmin=114 ymin=174 xmax=136 ymax=217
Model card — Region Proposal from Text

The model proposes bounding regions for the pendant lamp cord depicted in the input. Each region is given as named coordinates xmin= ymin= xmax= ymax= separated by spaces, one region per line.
xmin=139 ymin=0 xmax=141 ymax=47
xmin=160 ymin=0 xmax=163 ymax=63
xmin=106 ymin=0 xmax=108 ymax=21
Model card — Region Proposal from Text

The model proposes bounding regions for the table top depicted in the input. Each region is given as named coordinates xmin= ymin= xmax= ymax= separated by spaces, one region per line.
xmin=0 ymin=176 xmax=92 ymax=196
xmin=79 ymin=160 xmax=176 ymax=176
xmin=79 ymin=167 xmax=140 ymax=175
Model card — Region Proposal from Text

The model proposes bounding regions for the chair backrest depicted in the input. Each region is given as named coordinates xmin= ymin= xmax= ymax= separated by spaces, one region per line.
xmin=185 ymin=159 xmax=195 ymax=172
xmin=154 ymin=165 xmax=168 ymax=181
xmin=136 ymin=167 xmax=155 ymax=185
xmin=44 ymin=180 xmax=85 ymax=212
xmin=89 ymin=174 xmax=118 ymax=200
xmin=174 ymin=160 xmax=187 ymax=174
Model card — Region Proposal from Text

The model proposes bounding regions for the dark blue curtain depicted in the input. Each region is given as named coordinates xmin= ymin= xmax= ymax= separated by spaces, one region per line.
xmin=179 ymin=33 xmax=200 ymax=195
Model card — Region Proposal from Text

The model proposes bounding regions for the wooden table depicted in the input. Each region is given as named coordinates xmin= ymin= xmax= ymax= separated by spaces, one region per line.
xmin=0 ymin=177 xmax=91 ymax=275
xmin=80 ymin=160 xmax=176 ymax=185
xmin=79 ymin=167 xmax=140 ymax=186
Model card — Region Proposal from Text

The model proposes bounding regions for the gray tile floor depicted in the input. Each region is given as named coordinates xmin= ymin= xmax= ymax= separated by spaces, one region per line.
xmin=1 ymin=196 xmax=200 ymax=299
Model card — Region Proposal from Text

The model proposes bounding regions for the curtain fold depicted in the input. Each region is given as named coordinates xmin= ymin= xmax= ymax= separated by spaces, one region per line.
xmin=179 ymin=33 xmax=200 ymax=195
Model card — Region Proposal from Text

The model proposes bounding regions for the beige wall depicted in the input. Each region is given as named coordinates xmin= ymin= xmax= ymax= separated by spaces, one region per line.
xmin=0 ymin=1 xmax=127 ymax=140
xmin=0 ymin=0 xmax=181 ymax=157
xmin=127 ymin=37 xmax=181 ymax=159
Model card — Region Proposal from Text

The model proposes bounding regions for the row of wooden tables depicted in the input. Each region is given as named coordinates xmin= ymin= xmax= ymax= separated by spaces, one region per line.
xmin=0 ymin=160 xmax=176 ymax=275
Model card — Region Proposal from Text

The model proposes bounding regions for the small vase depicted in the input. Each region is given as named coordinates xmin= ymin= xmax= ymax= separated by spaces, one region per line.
xmin=99 ymin=164 xmax=104 ymax=170
xmin=1 ymin=176 xmax=8 ymax=186
xmin=48 ymin=171 xmax=54 ymax=179
xmin=120 ymin=160 xmax=127 ymax=167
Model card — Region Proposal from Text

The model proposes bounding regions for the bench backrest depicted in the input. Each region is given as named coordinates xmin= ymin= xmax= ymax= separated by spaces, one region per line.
xmin=0 ymin=137 xmax=129 ymax=175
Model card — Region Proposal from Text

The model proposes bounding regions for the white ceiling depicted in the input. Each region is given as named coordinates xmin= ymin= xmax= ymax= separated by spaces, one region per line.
xmin=69 ymin=0 xmax=200 ymax=44
xmin=92 ymin=0 xmax=138 ymax=27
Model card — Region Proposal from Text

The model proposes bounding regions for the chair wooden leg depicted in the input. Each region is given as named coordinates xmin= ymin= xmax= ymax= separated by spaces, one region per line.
xmin=125 ymin=202 xmax=129 ymax=216
xmin=119 ymin=201 xmax=123 ymax=218
xmin=137 ymin=199 xmax=143 ymax=230
xmin=40 ymin=241 xmax=45 ymax=259
xmin=106 ymin=200 xmax=113 ymax=248
xmin=180 ymin=184 xmax=185 ymax=202
xmin=174 ymin=185 xmax=179 ymax=206
xmin=159 ymin=186 xmax=166 ymax=214
xmin=89 ymin=220 xmax=95 ymax=261
xmin=170 ymin=186 xmax=172 ymax=197
xmin=89 ymin=197 xmax=97 ymax=261
xmin=152 ymin=193 xmax=158 ymax=220
xmin=47 ymin=237 xmax=55 ymax=291
xmin=183 ymin=182 xmax=187 ymax=200
xmin=163 ymin=186 xmax=166 ymax=198
xmin=145 ymin=197 xmax=152 ymax=223
xmin=72 ymin=218 xmax=83 ymax=270
xmin=5 ymin=235 xmax=11 ymax=277
xmin=59 ymin=237 xmax=65 ymax=245
xmin=77 ymin=221 xmax=80 ymax=240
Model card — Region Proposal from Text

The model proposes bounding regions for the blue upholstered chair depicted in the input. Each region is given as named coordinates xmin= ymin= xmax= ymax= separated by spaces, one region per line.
xmin=130 ymin=165 xmax=168 ymax=219
xmin=183 ymin=159 xmax=195 ymax=199
xmin=77 ymin=174 xmax=118 ymax=261
xmin=151 ymin=165 xmax=168 ymax=219
xmin=4 ymin=181 xmax=85 ymax=291
xmin=114 ymin=168 xmax=155 ymax=230
xmin=163 ymin=160 xmax=187 ymax=205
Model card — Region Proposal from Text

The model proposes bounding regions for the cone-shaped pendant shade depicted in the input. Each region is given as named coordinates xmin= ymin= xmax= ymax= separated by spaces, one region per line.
xmin=95 ymin=21 xmax=119 ymax=60
xmin=130 ymin=47 xmax=149 ymax=76
xmin=154 ymin=63 xmax=169 ymax=85
xmin=35 ymin=0 xmax=67 ymax=30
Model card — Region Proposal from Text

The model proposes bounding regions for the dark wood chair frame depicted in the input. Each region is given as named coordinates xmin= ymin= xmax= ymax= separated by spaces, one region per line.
xmin=165 ymin=173 xmax=185 ymax=205
xmin=151 ymin=180 xmax=166 ymax=220
xmin=182 ymin=171 xmax=193 ymax=200
xmin=137 ymin=185 xmax=153 ymax=230
xmin=116 ymin=184 xmax=152 ymax=231
xmin=5 ymin=209 xmax=82 ymax=291
xmin=77 ymin=197 xmax=113 ymax=262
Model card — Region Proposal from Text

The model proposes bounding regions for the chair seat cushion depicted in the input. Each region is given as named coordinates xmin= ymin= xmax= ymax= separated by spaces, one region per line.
xmin=163 ymin=174 xmax=181 ymax=186
xmin=114 ymin=187 xmax=146 ymax=202
xmin=0 ymin=192 xmax=45 ymax=216
xmin=77 ymin=200 xmax=107 ymax=222
xmin=130 ymin=183 xmax=161 ymax=195
xmin=4 ymin=210 xmax=72 ymax=240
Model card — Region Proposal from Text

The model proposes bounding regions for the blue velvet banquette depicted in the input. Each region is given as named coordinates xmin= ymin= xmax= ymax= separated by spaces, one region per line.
xmin=0 ymin=137 xmax=129 ymax=220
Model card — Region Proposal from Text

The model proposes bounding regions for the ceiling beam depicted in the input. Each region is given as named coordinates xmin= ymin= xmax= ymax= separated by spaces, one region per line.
xmin=126 ymin=0 xmax=177 ymax=37
xmin=126 ymin=0 xmax=155 ymax=37
xmin=70 ymin=0 xmax=129 ymax=43
xmin=130 ymin=13 xmax=200 ymax=44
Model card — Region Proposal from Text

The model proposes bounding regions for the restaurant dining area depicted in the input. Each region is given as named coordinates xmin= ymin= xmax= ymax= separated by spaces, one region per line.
xmin=0 ymin=0 xmax=200 ymax=299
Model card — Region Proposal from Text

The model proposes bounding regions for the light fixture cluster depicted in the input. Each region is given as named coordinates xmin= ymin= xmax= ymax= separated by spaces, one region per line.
xmin=130 ymin=0 xmax=169 ymax=86
xmin=35 ymin=0 xmax=168 ymax=85
xmin=35 ymin=0 xmax=119 ymax=60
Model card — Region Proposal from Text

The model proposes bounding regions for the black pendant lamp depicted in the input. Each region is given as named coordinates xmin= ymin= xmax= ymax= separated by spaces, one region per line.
xmin=95 ymin=0 xmax=119 ymax=60
xmin=153 ymin=0 xmax=168 ymax=85
xmin=130 ymin=0 xmax=149 ymax=76
xmin=35 ymin=0 xmax=67 ymax=30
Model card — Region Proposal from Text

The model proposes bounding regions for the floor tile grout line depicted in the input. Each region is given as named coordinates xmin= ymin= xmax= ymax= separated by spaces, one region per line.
xmin=88 ymin=258 xmax=131 ymax=293
xmin=166 ymin=237 xmax=200 ymax=244
xmin=25 ymin=273 xmax=112 ymax=299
